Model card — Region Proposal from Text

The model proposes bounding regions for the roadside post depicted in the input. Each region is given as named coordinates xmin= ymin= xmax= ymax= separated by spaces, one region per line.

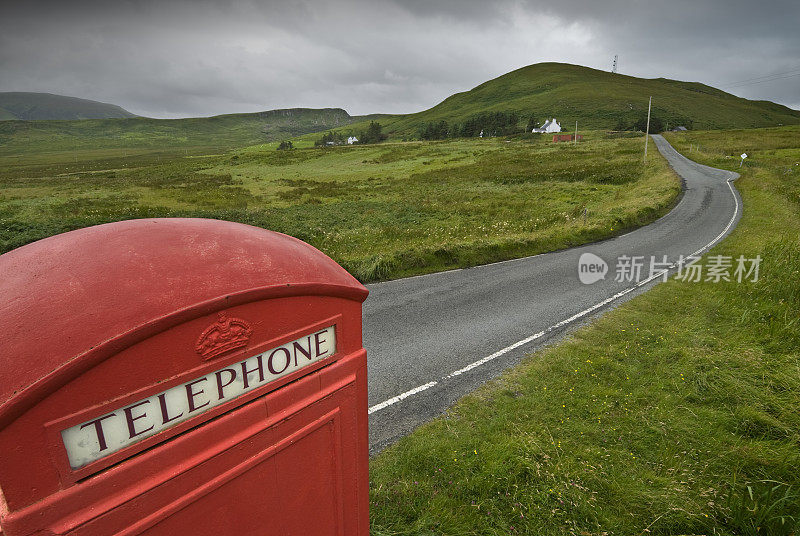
xmin=740 ymin=152 xmax=748 ymax=167
xmin=0 ymin=218 xmax=370 ymax=536
xmin=643 ymin=95 xmax=652 ymax=162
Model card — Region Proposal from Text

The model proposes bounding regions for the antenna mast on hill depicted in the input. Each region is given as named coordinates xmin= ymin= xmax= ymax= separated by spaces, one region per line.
xmin=612 ymin=55 xmax=618 ymax=74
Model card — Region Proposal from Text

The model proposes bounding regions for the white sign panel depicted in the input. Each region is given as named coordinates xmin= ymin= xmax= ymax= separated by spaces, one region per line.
xmin=61 ymin=326 xmax=336 ymax=469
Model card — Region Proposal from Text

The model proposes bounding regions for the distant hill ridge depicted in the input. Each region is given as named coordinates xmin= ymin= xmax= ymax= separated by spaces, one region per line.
xmin=0 ymin=92 xmax=137 ymax=121
xmin=0 ymin=106 xmax=356 ymax=155
xmin=2 ymin=63 xmax=798 ymax=156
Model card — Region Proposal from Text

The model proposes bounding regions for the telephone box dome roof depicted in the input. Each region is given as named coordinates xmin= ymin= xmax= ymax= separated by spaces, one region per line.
xmin=0 ymin=218 xmax=367 ymax=425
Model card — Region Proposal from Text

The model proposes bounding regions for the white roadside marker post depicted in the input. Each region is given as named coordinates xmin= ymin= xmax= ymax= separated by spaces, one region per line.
xmin=740 ymin=153 xmax=748 ymax=167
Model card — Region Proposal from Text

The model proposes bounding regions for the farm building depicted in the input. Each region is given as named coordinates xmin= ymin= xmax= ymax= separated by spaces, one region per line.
xmin=347 ymin=136 xmax=358 ymax=144
xmin=532 ymin=118 xmax=562 ymax=134
xmin=553 ymin=134 xmax=583 ymax=142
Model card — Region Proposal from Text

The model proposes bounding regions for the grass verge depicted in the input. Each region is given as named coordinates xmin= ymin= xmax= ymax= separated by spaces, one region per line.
xmin=368 ymin=126 xmax=800 ymax=535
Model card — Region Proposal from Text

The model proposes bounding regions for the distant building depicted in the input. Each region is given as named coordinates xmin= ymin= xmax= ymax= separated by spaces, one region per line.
xmin=347 ymin=136 xmax=358 ymax=144
xmin=672 ymin=126 xmax=688 ymax=132
xmin=553 ymin=134 xmax=583 ymax=142
xmin=532 ymin=118 xmax=562 ymax=134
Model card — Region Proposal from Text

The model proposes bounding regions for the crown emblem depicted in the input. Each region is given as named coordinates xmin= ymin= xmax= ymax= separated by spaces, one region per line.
xmin=195 ymin=312 xmax=253 ymax=360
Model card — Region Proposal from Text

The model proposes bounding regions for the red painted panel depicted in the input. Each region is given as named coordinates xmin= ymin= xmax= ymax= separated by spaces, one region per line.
xmin=0 ymin=219 xmax=369 ymax=536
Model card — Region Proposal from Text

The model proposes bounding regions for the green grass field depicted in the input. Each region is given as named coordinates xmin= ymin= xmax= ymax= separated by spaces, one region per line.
xmin=0 ymin=107 xmax=357 ymax=161
xmin=368 ymin=126 xmax=800 ymax=535
xmin=0 ymin=132 xmax=680 ymax=282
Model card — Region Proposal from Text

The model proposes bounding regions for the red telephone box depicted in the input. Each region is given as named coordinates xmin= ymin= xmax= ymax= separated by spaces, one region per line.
xmin=0 ymin=218 xmax=369 ymax=535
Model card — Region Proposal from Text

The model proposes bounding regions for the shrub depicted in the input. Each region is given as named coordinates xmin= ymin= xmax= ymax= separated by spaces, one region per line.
xmin=359 ymin=122 xmax=387 ymax=144
xmin=418 ymin=120 xmax=450 ymax=140
xmin=454 ymin=111 xmax=521 ymax=137
xmin=314 ymin=131 xmax=346 ymax=147
xmin=634 ymin=114 xmax=664 ymax=133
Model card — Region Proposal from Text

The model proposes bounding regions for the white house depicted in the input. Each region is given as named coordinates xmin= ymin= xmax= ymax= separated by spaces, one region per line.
xmin=347 ymin=136 xmax=358 ymax=144
xmin=532 ymin=118 xmax=561 ymax=134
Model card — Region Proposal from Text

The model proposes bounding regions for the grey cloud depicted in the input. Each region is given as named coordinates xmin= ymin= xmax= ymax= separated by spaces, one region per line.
xmin=0 ymin=0 xmax=797 ymax=118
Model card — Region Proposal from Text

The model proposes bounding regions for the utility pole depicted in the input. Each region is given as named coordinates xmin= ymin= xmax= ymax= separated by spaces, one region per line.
xmin=644 ymin=96 xmax=652 ymax=162
xmin=574 ymin=121 xmax=578 ymax=145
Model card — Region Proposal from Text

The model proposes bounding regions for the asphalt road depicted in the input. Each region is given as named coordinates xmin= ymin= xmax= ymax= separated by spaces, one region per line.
xmin=364 ymin=135 xmax=741 ymax=453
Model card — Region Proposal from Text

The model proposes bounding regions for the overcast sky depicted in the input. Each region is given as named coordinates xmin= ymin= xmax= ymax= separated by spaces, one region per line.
xmin=1 ymin=0 xmax=798 ymax=118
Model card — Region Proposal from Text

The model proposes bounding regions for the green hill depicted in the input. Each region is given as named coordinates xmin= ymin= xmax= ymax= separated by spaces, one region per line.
xmin=0 ymin=107 xmax=356 ymax=156
xmin=357 ymin=62 xmax=800 ymax=136
xmin=0 ymin=92 xmax=137 ymax=121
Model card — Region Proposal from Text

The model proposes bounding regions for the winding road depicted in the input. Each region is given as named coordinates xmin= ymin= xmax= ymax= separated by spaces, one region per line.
xmin=364 ymin=135 xmax=741 ymax=453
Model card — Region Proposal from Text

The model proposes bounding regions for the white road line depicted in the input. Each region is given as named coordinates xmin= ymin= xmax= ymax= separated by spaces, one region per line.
xmin=368 ymin=161 xmax=740 ymax=416
xmin=368 ymin=381 xmax=438 ymax=414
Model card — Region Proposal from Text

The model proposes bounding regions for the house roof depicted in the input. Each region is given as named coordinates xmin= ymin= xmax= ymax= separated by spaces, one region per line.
xmin=534 ymin=118 xmax=559 ymax=132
